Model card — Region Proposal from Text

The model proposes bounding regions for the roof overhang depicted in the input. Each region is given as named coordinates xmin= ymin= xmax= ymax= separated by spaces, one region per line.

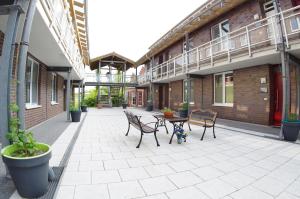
xmin=69 ymin=0 xmax=90 ymax=65
xmin=90 ymin=52 xmax=136 ymax=71
xmin=136 ymin=0 xmax=249 ymax=66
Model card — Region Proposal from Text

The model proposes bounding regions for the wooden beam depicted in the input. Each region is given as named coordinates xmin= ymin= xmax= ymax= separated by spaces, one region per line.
xmin=74 ymin=1 xmax=84 ymax=8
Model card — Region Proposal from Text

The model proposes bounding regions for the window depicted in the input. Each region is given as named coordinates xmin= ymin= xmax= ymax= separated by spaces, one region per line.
xmin=26 ymin=57 xmax=39 ymax=106
xmin=290 ymin=17 xmax=300 ymax=32
xmin=211 ymin=20 xmax=230 ymax=52
xmin=214 ymin=72 xmax=234 ymax=106
xmin=51 ymin=73 xmax=58 ymax=103
xmin=183 ymin=79 xmax=194 ymax=104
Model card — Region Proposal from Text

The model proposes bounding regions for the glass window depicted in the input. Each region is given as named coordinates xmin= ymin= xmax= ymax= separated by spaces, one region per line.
xmin=25 ymin=57 xmax=39 ymax=105
xmin=225 ymin=73 xmax=234 ymax=104
xmin=51 ymin=73 xmax=58 ymax=102
xmin=214 ymin=74 xmax=223 ymax=104
xmin=183 ymin=79 xmax=194 ymax=103
xmin=291 ymin=17 xmax=300 ymax=32
xmin=214 ymin=72 xmax=234 ymax=106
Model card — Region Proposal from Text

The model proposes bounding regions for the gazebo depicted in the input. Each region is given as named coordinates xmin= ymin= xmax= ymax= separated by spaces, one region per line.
xmin=87 ymin=52 xmax=137 ymax=106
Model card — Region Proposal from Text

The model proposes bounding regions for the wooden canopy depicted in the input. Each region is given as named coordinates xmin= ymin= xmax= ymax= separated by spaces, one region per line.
xmin=136 ymin=0 xmax=248 ymax=66
xmin=68 ymin=0 xmax=90 ymax=65
xmin=90 ymin=52 xmax=136 ymax=71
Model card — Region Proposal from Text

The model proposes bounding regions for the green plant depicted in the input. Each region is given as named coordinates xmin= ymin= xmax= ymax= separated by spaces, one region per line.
xmin=179 ymin=103 xmax=188 ymax=111
xmin=69 ymin=102 xmax=79 ymax=111
xmin=288 ymin=113 xmax=299 ymax=122
xmin=81 ymin=99 xmax=88 ymax=106
xmin=6 ymin=104 xmax=42 ymax=157
xmin=162 ymin=107 xmax=173 ymax=113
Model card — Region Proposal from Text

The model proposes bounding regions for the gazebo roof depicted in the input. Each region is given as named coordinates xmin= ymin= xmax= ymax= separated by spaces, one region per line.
xmin=90 ymin=52 xmax=136 ymax=71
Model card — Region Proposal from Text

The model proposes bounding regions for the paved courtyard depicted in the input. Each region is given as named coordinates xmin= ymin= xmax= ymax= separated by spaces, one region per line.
xmin=55 ymin=108 xmax=300 ymax=199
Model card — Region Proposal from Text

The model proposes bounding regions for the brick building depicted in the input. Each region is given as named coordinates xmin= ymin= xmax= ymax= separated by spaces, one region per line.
xmin=136 ymin=0 xmax=300 ymax=126
xmin=0 ymin=0 xmax=89 ymax=129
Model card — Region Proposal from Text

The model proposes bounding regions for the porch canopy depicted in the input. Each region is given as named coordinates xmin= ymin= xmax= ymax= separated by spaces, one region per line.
xmin=90 ymin=52 xmax=136 ymax=71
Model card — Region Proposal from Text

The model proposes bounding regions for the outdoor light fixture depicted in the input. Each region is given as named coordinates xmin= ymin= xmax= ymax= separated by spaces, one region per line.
xmin=0 ymin=0 xmax=14 ymax=6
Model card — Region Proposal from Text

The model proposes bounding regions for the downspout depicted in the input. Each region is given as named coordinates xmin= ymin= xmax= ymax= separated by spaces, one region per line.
xmin=17 ymin=0 xmax=38 ymax=130
xmin=0 ymin=1 xmax=24 ymax=149
xmin=297 ymin=66 xmax=300 ymax=120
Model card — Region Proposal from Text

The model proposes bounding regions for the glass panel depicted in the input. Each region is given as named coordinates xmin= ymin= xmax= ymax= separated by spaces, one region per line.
xmin=183 ymin=80 xmax=188 ymax=102
xmin=190 ymin=80 xmax=194 ymax=103
xmin=31 ymin=62 xmax=39 ymax=104
xmin=215 ymin=74 xmax=223 ymax=103
xmin=211 ymin=24 xmax=220 ymax=39
xmin=225 ymin=73 xmax=234 ymax=103
xmin=291 ymin=17 xmax=300 ymax=31
xmin=25 ymin=59 xmax=32 ymax=103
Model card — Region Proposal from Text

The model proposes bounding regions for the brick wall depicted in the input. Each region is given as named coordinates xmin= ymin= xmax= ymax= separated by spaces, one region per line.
xmin=170 ymin=80 xmax=183 ymax=110
xmin=24 ymin=57 xmax=65 ymax=129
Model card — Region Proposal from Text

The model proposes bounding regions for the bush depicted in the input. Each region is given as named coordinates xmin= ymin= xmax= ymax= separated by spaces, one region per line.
xmin=84 ymin=89 xmax=98 ymax=107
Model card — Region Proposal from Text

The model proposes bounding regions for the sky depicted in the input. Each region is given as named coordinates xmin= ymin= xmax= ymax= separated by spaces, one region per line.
xmin=88 ymin=0 xmax=206 ymax=62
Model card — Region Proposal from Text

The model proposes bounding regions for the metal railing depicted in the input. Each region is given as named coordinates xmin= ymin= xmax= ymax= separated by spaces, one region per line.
xmin=39 ymin=0 xmax=85 ymax=78
xmin=138 ymin=6 xmax=300 ymax=84
xmin=84 ymin=73 xmax=137 ymax=84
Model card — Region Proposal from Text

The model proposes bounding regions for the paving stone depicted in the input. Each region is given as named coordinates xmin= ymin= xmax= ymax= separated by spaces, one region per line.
xmin=140 ymin=176 xmax=177 ymax=195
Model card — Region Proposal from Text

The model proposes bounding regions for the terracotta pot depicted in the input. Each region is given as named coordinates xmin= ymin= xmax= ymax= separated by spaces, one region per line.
xmin=164 ymin=112 xmax=173 ymax=118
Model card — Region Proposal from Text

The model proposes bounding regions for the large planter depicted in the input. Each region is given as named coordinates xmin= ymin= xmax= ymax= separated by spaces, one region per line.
xmin=70 ymin=110 xmax=81 ymax=122
xmin=122 ymin=103 xmax=128 ymax=109
xmin=179 ymin=109 xmax=188 ymax=118
xmin=81 ymin=105 xmax=88 ymax=112
xmin=164 ymin=112 xmax=174 ymax=118
xmin=146 ymin=105 xmax=153 ymax=111
xmin=283 ymin=120 xmax=300 ymax=141
xmin=1 ymin=143 xmax=51 ymax=198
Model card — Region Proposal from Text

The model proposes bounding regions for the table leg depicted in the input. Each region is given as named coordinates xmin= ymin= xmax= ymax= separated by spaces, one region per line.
xmin=169 ymin=123 xmax=176 ymax=144
xmin=164 ymin=120 xmax=169 ymax=134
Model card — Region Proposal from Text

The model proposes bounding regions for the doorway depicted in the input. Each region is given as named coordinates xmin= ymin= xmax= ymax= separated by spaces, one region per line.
xmin=273 ymin=68 xmax=283 ymax=126
xmin=159 ymin=85 xmax=163 ymax=109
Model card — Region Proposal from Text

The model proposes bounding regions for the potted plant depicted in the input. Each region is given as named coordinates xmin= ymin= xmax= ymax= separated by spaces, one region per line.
xmin=179 ymin=102 xmax=189 ymax=118
xmin=81 ymin=99 xmax=88 ymax=112
xmin=162 ymin=107 xmax=174 ymax=118
xmin=122 ymin=98 xmax=128 ymax=109
xmin=70 ymin=102 xmax=81 ymax=122
xmin=1 ymin=104 xmax=51 ymax=198
xmin=283 ymin=113 xmax=300 ymax=141
xmin=146 ymin=100 xmax=153 ymax=111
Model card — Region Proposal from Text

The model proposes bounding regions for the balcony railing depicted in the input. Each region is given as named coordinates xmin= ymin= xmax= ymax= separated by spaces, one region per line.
xmin=39 ymin=0 xmax=85 ymax=78
xmin=84 ymin=73 xmax=137 ymax=84
xmin=138 ymin=5 xmax=300 ymax=84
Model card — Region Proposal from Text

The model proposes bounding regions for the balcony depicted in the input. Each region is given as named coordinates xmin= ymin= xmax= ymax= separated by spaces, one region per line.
xmin=84 ymin=73 xmax=138 ymax=86
xmin=139 ymin=6 xmax=300 ymax=84
xmin=30 ymin=0 xmax=86 ymax=79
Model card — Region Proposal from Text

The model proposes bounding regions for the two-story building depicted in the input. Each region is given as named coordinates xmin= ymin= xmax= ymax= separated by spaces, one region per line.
xmin=0 ymin=0 xmax=89 ymax=132
xmin=136 ymin=0 xmax=300 ymax=126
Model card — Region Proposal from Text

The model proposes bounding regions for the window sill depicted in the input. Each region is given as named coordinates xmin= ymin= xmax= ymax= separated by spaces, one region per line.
xmin=213 ymin=103 xmax=233 ymax=107
xmin=51 ymin=102 xmax=59 ymax=105
xmin=26 ymin=104 xmax=42 ymax=110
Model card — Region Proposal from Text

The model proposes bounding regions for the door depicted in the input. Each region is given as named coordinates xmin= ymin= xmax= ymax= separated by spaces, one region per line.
xmin=159 ymin=85 xmax=163 ymax=109
xmin=273 ymin=70 xmax=283 ymax=126
xmin=211 ymin=20 xmax=230 ymax=53
xmin=263 ymin=0 xmax=280 ymax=44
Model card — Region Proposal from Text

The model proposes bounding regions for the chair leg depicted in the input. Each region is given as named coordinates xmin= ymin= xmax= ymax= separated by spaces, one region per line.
xmin=154 ymin=132 xmax=160 ymax=147
xmin=136 ymin=133 xmax=143 ymax=148
xmin=213 ymin=125 xmax=216 ymax=138
xmin=164 ymin=125 xmax=169 ymax=134
xmin=201 ymin=126 xmax=206 ymax=141
xmin=125 ymin=123 xmax=130 ymax=136
xmin=188 ymin=122 xmax=192 ymax=131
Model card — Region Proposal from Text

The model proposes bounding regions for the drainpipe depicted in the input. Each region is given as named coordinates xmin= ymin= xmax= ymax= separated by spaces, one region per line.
xmin=274 ymin=0 xmax=290 ymax=138
xmin=0 ymin=1 xmax=24 ymax=149
xmin=17 ymin=0 xmax=38 ymax=130
xmin=297 ymin=66 xmax=300 ymax=119
xmin=66 ymin=68 xmax=71 ymax=121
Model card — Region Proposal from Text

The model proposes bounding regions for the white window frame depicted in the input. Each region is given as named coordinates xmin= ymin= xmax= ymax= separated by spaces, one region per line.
xmin=290 ymin=16 xmax=300 ymax=32
xmin=26 ymin=57 xmax=40 ymax=108
xmin=51 ymin=73 xmax=58 ymax=104
xmin=183 ymin=79 xmax=194 ymax=104
xmin=213 ymin=71 xmax=234 ymax=107
xmin=211 ymin=20 xmax=230 ymax=52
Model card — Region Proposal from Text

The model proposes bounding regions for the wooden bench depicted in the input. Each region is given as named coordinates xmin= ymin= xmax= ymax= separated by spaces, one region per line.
xmin=124 ymin=111 xmax=160 ymax=148
xmin=189 ymin=109 xmax=217 ymax=140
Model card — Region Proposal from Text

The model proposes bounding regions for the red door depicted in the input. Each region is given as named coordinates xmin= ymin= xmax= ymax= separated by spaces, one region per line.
xmin=273 ymin=71 xmax=283 ymax=126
